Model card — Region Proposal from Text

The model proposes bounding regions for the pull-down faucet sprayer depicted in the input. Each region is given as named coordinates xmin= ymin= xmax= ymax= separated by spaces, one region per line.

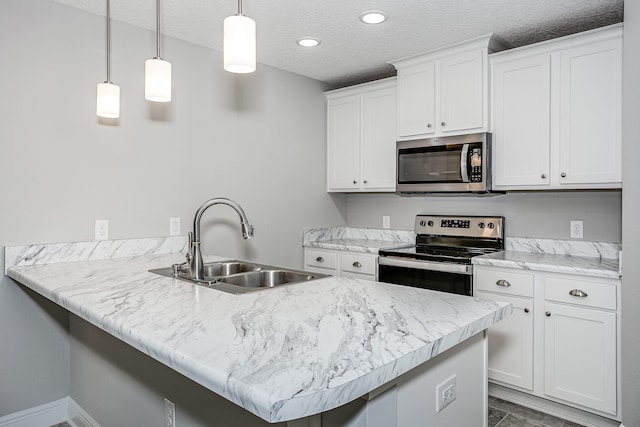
xmin=188 ymin=198 xmax=254 ymax=281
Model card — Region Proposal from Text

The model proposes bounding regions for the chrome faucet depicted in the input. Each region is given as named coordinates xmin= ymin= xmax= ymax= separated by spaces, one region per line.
xmin=188 ymin=198 xmax=254 ymax=281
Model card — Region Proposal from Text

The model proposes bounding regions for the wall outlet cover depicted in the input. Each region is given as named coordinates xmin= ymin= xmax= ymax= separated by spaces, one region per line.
xmin=164 ymin=398 xmax=175 ymax=427
xmin=383 ymin=216 xmax=391 ymax=229
xmin=435 ymin=374 xmax=457 ymax=412
xmin=570 ymin=220 xmax=584 ymax=239
xmin=170 ymin=217 xmax=181 ymax=236
xmin=95 ymin=219 xmax=109 ymax=241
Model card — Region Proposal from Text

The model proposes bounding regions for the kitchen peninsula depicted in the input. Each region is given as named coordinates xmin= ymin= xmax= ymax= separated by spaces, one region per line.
xmin=5 ymin=237 xmax=511 ymax=426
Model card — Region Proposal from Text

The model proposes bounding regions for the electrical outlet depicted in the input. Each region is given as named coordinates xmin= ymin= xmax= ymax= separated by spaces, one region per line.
xmin=435 ymin=374 xmax=457 ymax=412
xmin=169 ymin=217 xmax=181 ymax=236
xmin=95 ymin=220 xmax=109 ymax=241
xmin=570 ymin=220 xmax=584 ymax=239
xmin=164 ymin=398 xmax=175 ymax=427
xmin=382 ymin=216 xmax=391 ymax=229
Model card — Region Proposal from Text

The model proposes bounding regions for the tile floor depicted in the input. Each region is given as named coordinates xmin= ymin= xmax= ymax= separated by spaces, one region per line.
xmin=489 ymin=397 xmax=585 ymax=427
xmin=50 ymin=399 xmax=584 ymax=427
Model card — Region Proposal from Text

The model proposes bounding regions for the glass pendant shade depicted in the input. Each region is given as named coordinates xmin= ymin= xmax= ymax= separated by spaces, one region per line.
xmin=224 ymin=14 xmax=256 ymax=73
xmin=96 ymin=81 xmax=120 ymax=118
xmin=145 ymin=58 xmax=172 ymax=102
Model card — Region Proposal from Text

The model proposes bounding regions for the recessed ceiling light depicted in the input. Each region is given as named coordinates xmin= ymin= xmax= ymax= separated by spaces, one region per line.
xmin=297 ymin=38 xmax=321 ymax=47
xmin=360 ymin=11 xmax=388 ymax=25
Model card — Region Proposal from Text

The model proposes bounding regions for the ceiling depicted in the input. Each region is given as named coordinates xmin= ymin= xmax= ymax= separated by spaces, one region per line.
xmin=54 ymin=0 xmax=624 ymax=89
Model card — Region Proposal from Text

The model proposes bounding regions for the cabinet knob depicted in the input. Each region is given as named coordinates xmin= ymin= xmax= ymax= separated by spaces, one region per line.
xmin=569 ymin=289 xmax=588 ymax=298
xmin=427 ymin=123 xmax=432 ymax=128
xmin=546 ymin=311 xmax=551 ymax=317
xmin=441 ymin=121 xmax=446 ymax=127
xmin=353 ymin=261 xmax=362 ymax=268
xmin=541 ymin=174 xmax=547 ymax=179
xmin=353 ymin=180 xmax=357 ymax=184
xmin=524 ymin=308 xmax=529 ymax=314
xmin=496 ymin=279 xmax=511 ymax=287
xmin=561 ymin=172 xmax=567 ymax=178
xmin=316 ymin=257 xmax=324 ymax=263
xmin=363 ymin=180 xmax=368 ymax=184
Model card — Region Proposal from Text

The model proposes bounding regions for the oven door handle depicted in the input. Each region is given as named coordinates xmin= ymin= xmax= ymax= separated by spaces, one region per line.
xmin=378 ymin=256 xmax=473 ymax=275
xmin=460 ymin=143 xmax=470 ymax=183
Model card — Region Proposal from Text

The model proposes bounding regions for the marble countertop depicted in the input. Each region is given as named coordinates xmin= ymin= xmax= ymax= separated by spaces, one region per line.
xmin=6 ymin=245 xmax=510 ymax=423
xmin=302 ymin=227 xmax=415 ymax=254
xmin=472 ymin=250 xmax=621 ymax=279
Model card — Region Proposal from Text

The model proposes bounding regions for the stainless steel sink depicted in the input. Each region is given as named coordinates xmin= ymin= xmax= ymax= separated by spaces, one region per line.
xmin=218 ymin=270 xmax=317 ymax=288
xmin=149 ymin=260 xmax=328 ymax=294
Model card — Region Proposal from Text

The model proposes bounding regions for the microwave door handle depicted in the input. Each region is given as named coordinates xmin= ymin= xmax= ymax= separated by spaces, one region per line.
xmin=460 ymin=144 xmax=470 ymax=183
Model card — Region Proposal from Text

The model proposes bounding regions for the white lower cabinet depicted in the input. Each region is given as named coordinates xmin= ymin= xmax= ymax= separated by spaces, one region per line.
xmin=304 ymin=248 xmax=377 ymax=280
xmin=475 ymin=265 xmax=620 ymax=419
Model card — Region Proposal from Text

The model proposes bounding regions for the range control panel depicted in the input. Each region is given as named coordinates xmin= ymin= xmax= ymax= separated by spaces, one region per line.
xmin=415 ymin=215 xmax=504 ymax=238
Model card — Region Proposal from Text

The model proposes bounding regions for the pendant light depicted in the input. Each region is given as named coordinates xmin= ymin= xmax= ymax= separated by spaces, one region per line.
xmin=145 ymin=0 xmax=171 ymax=102
xmin=96 ymin=0 xmax=120 ymax=118
xmin=224 ymin=0 xmax=256 ymax=73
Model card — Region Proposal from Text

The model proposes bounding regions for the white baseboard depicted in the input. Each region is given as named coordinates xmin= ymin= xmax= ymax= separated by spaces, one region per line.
xmin=67 ymin=398 xmax=100 ymax=427
xmin=0 ymin=397 xmax=100 ymax=427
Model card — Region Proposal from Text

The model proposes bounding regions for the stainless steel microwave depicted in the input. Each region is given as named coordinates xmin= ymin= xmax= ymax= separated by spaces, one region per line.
xmin=396 ymin=132 xmax=492 ymax=194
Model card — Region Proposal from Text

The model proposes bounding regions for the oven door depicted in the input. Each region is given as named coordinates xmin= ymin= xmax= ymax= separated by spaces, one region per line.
xmin=378 ymin=257 xmax=473 ymax=296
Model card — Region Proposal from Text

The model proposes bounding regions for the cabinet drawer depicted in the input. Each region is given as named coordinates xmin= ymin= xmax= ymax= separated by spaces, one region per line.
xmin=475 ymin=268 xmax=534 ymax=297
xmin=544 ymin=276 xmax=617 ymax=310
xmin=305 ymin=249 xmax=337 ymax=270
xmin=340 ymin=253 xmax=377 ymax=275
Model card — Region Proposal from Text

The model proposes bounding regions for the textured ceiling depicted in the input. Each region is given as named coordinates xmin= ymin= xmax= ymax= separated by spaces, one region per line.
xmin=54 ymin=0 xmax=623 ymax=89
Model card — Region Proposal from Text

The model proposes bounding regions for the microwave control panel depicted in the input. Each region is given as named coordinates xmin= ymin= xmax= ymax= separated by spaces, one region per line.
xmin=469 ymin=147 xmax=483 ymax=182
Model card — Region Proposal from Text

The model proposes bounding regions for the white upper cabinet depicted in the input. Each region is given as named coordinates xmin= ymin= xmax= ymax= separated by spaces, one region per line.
xmin=390 ymin=35 xmax=502 ymax=140
xmin=491 ymin=24 xmax=622 ymax=190
xmin=326 ymin=78 xmax=397 ymax=192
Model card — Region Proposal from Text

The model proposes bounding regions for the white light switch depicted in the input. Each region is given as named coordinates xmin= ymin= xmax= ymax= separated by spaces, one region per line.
xmin=169 ymin=217 xmax=181 ymax=236
xmin=95 ymin=219 xmax=109 ymax=241
xmin=383 ymin=216 xmax=391 ymax=229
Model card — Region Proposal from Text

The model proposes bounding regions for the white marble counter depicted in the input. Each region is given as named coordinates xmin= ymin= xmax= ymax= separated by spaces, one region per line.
xmin=5 ymin=238 xmax=510 ymax=423
xmin=473 ymin=250 xmax=621 ymax=279
xmin=302 ymin=227 xmax=414 ymax=253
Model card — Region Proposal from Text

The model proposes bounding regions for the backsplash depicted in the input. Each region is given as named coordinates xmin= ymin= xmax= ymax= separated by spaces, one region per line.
xmin=506 ymin=237 xmax=621 ymax=259
xmin=302 ymin=227 xmax=415 ymax=246
xmin=4 ymin=236 xmax=188 ymax=274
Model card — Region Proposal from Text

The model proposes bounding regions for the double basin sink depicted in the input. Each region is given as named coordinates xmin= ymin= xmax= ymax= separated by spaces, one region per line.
xmin=149 ymin=260 xmax=329 ymax=294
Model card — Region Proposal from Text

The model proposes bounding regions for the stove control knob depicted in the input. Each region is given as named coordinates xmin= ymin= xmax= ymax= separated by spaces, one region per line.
xmin=419 ymin=220 xmax=426 ymax=227
xmin=487 ymin=222 xmax=495 ymax=229
xmin=478 ymin=222 xmax=485 ymax=229
xmin=427 ymin=220 xmax=434 ymax=227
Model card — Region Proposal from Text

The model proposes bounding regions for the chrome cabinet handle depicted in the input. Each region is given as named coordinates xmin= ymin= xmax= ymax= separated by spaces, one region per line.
xmin=496 ymin=279 xmax=511 ymax=287
xmin=441 ymin=121 xmax=446 ymax=126
xmin=569 ymin=289 xmax=588 ymax=297
xmin=315 ymin=257 xmax=324 ymax=263
xmin=353 ymin=261 xmax=362 ymax=268
xmin=546 ymin=311 xmax=551 ymax=317
xmin=524 ymin=308 xmax=529 ymax=314
xmin=541 ymin=174 xmax=547 ymax=179
xmin=561 ymin=172 xmax=567 ymax=178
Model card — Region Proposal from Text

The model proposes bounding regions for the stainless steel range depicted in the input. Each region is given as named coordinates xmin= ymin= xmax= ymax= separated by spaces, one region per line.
xmin=378 ymin=215 xmax=504 ymax=296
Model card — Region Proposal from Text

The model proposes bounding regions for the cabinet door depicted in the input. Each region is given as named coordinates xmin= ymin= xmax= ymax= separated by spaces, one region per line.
xmin=544 ymin=302 xmax=617 ymax=415
xmin=327 ymin=95 xmax=361 ymax=191
xmin=361 ymin=87 xmax=397 ymax=191
xmin=438 ymin=49 xmax=484 ymax=133
xmin=492 ymin=54 xmax=551 ymax=187
xmin=477 ymin=292 xmax=534 ymax=391
xmin=396 ymin=62 xmax=435 ymax=138
xmin=558 ymin=38 xmax=622 ymax=186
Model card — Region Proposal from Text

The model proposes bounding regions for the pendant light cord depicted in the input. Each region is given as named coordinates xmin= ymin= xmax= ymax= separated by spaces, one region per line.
xmin=106 ymin=0 xmax=111 ymax=82
xmin=237 ymin=0 xmax=243 ymax=16
xmin=156 ymin=0 xmax=161 ymax=58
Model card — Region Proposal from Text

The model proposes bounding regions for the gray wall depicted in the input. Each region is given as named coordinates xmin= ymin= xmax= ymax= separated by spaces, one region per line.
xmin=621 ymin=1 xmax=640 ymax=426
xmin=0 ymin=0 xmax=346 ymax=417
xmin=345 ymin=192 xmax=622 ymax=242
